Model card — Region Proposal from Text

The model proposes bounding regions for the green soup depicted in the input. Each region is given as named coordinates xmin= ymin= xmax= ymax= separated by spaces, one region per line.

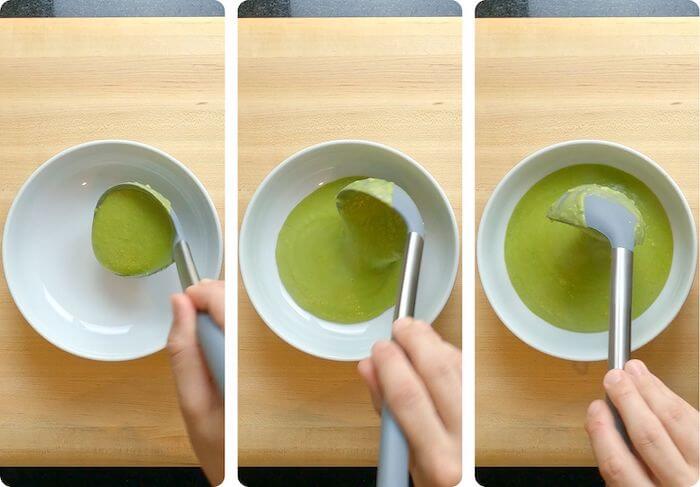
xmin=276 ymin=177 xmax=406 ymax=323
xmin=505 ymin=164 xmax=673 ymax=332
xmin=92 ymin=186 xmax=174 ymax=276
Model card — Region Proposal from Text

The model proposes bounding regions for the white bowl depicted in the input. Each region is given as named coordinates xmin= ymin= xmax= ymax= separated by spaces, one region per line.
xmin=478 ymin=140 xmax=697 ymax=361
xmin=240 ymin=140 xmax=459 ymax=361
xmin=3 ymin=140 xmax=223 ymax=361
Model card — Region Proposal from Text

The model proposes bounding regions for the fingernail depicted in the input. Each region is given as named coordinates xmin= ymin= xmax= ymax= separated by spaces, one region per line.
xmin=200 ymin=278 xmax=213 ymax=284
xmin=587 ymin=400 xmax=602 ymax=416
xmin=604 ymin=369 xmax=624 ymax=386
xmin=393 ymin=318 xmax=413 ymax=331
xmin=625 ymin=360 xmax=647 ymax=377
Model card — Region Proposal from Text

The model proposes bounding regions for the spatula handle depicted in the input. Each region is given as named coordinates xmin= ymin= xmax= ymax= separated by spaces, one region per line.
xmin=196 ymin=312 xmax=225 ymax=396
xmin=173 ymin=239 xmax=225 ymax=397
xmin=608 ymin=247 xmax=632 ymax=446
xmin=377 ymin=232 xmax=423 ymax=487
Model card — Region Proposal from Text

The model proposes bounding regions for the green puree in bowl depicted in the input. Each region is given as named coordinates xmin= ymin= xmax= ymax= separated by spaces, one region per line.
xmin=92 ymin=185 xmax=174 ymax=276
xmin=505 ymin=164 xmax=673 ymax=332
xmin=276 ymin=177 xmax=407 ymax=323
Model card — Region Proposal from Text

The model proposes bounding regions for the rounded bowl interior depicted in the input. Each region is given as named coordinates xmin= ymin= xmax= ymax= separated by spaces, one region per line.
xmin=477 ymin=140 xmax=697 ymax=361
xmin=3 ymin=140 xmax=223 ymax=361
xmin=240 ymin=140 xmax=459 ymax=361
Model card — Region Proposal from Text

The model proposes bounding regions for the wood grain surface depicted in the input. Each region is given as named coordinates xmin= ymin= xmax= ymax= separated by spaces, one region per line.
xmin=0 ymin=18 xmax=223 ymax=466
xmin=476 ymin=17 xmax=699 ymax=466
xmin=238 ymin=18 xmax=461 ymax=466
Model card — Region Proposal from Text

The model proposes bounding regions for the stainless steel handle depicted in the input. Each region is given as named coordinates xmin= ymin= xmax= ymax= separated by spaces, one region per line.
xmin=393 ymin=232 xmax=424 ymax=321
xmin=608 ymin=247 xmax=632 ymax=446
xmin=609 ymin=248 xmax=632 ymax=370
xmin=173 ymin=239 xmax=200 ymax=289
xmin=377 ymin=232 xmax=424 ymax=487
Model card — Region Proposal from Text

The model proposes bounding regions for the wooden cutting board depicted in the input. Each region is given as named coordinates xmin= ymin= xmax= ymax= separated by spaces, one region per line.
xmin=476 ymin=17 xmax=699 ymax=466
xmin=238 ymin=18 xmax=461 ymax=466
xmin=0 ymin=18 xmax=223 ymax=466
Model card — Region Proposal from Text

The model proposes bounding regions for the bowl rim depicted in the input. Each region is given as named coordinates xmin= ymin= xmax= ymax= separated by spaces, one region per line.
xmin=477 ymin=139 xmax=698 ymax=361
xmin=239 ymin=138 xmax=460 ymax=360
xmin=2 ymin=139 xmax=224 ymax=361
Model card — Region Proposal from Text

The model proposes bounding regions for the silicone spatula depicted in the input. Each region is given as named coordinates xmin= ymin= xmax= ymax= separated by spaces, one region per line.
xmin=338 ymin=179 xmax=425 ymax=487
xmin=96 ymin=183 xmax=225 ymax=396
xmin=548 ymin=184 xmax=645 ymax=445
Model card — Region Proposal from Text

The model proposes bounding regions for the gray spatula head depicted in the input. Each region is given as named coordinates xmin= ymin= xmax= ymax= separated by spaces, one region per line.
xmin=389 ymin=184 xmax=424 ymax=235
xmin=337 ymin=178 xmax=424 ymax=234
xmin=547 ymin=184 xmax=645 ymax=250
xmin=336 ymin=178 xmax=424 ymax=270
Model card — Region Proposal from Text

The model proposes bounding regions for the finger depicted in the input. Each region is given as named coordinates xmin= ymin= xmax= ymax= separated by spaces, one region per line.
xmin=625 ymin=360 xmax=699 ymax=466
xmin=585 ymin=400 xmax=654 ymax=487
xmin=370 ymin=340 xmax=447 ymax=459
xmin=186 ymin=280 xmax=225 ymax=328
xmin=605 ymin=369 xmax=692 ymax=486
xmin=168 ymin=294 xmax=221 ymax=415
xmin=199 ymin=278 xmax=224 ymax=287
xmin=392 ymin=318 xmax=461 ymax=431
xmin=357 ymin=359 xmax=382 ymax=414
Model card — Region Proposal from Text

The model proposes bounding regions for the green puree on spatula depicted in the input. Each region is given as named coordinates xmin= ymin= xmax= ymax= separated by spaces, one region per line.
xmin=504 ymin=164 xmax=673 ymax=333
xmin=276 ymin=177 xmax=407 ymax=323
xmin=92 ymin=184 xmax=174 ymax=276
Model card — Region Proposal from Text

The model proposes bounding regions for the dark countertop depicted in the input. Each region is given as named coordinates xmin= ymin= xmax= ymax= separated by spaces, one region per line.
xmin=0 ymin=0 xmax=223 ymax=17
xmin=476 ymin=0 xmax=698 ymax=17
xmin=238 ymin=0 xmax=462 ymax=17
xmin=240 ymin=0 xmax=698 ymax=17
xmin=238 ymin=0 xmax=698 ymax=18
xmin=2 ymin=0 xmax=695 ymax=18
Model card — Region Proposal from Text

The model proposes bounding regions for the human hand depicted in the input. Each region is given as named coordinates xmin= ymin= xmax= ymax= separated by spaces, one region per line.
xmin=357 ymin=318 xmax=462 ymax=487
xmin=585 ymin=359 xmax=699 ymax=487
xmin=168 ymin=279 xmax=225 ymax=486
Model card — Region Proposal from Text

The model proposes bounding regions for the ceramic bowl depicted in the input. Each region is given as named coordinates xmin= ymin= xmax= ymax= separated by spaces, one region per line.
xmin=240 ymin=140 xmax=459 ymax=360
xmin=477 ymin=140 xmax=697 ymax=361
xmin=3 ymin=140 xmax=222 ymax=360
